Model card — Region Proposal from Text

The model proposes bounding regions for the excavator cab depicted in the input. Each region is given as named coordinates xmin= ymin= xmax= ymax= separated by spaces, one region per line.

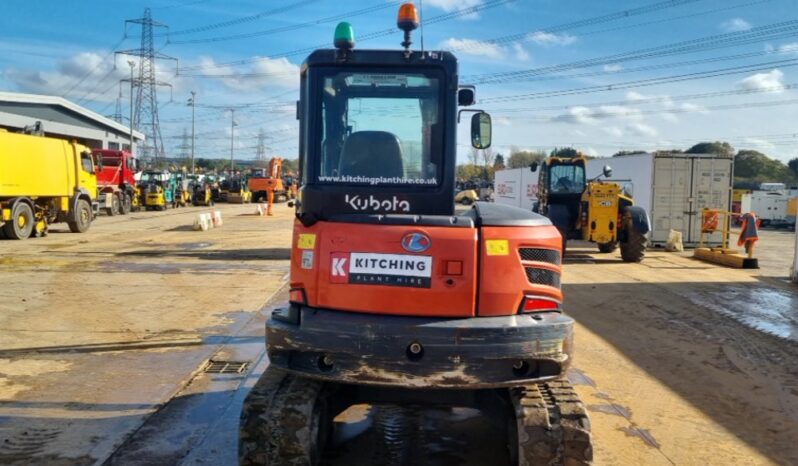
xmin=240 ymin=6 xmax=592 ymax=465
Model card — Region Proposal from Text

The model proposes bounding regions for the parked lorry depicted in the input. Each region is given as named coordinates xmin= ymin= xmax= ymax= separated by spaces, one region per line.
xmin=587 ymin=152 xmax=733 ymax=247
xmin=92 ymin=149 xmax=139 ymax=215
xmin=1 ymin=130 xmax=97 ymax=239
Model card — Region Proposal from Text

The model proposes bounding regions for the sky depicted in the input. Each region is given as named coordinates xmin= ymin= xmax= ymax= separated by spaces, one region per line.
xmin=1 ymin=0 xmax=797 ymax=163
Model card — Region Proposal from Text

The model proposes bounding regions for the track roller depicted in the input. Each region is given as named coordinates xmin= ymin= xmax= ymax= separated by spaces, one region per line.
xmin=239 ymin=367 xmax=332 ymax=466
xmin=511 ymin=380 xmax=592 ymax=466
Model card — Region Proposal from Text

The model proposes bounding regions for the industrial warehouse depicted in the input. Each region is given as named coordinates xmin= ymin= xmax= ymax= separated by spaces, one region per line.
xmin=1 ymin=1 xmax=798 ymax=466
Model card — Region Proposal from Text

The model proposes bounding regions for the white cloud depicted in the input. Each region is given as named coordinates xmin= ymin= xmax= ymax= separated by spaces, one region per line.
xmin=660 ymin=112 xmax=679 ymax=123
xmin=603 ymin=126 xmax=624 ymax=137
xmin=582 ymin=147 xmax=599 ymax=157
xmin=426 ymin=0 xmax=482 ymax=12
xmin=527 ymin=31 xmax=577 ymax=46
xmin=194 ymin=56 xmax=298 ymax=91
xmin=625 ymin=90 xmax=673 ymax=107
xmin=5 ymin=52 xmax=130 ymax=103
xmin=720 ymin=18 xmax=752 ymax=32
xmin=679 ymin=102 xmax=709 ymax=114
xmin=426 ymin=0 xmax=482 ymax=19
xmin=626 ymin=122 xmax=658 ymax=137
xmin=554 ymin=106 xmax=597 ymax=125
xmin=743 ymin=138 xmax=776 ymax=151
xmin=777 ymin=42 xmax=798 ymax=54
xmin=512 ymin=43 xmax=530 ymax=61
xmin=552 ymin=105 xmax=641 ymax=125
xmin=439 ymin=38 xmax=504 ymax=59
xmin=603 ymin=64 xmax=622 ymax=72
xmin=494 ymin=116 xmax=512 ymax=126
xmin=737 ymin=69 xmax=785 ymax=92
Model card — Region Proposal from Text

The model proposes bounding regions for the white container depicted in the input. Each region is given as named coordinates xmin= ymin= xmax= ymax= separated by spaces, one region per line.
xmin=792 ymin=226 xmax=798 ymax=283
xmin=587 ymin=153 xmax=733 ymax=247
xmin=494 ymin=167 xmax=539 ymax=211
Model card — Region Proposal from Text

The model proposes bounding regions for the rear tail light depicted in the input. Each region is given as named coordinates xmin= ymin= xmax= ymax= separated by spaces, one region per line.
xmin=289 ymin=288 xmax=307 ymax=305
xmin=520 ymin=295 xmax=561 ymax=313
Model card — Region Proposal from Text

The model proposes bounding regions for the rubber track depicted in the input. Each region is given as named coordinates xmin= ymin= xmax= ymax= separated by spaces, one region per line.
xmin=239 ymin=368 xmax=324 ymax=466
xmin=512 ymin=380 xmax=593 ymax=466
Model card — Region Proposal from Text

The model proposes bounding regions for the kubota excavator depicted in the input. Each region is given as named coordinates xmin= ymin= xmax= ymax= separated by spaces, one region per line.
xmin=239 ymin=5 xmax=592 ymax=465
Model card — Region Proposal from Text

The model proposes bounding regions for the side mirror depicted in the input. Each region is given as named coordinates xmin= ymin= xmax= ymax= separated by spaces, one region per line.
xmin=603 ymin=165 xmax=612 ymax=178
xmin=471 ymin=112 xmax=492 ymax=149
xmin=530 ymin=162 xmax=539 ymax=172
xmin=458 ymin=86 xmax=476 ymax=106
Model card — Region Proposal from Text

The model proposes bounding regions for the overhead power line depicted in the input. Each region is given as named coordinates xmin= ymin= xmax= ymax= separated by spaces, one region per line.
xmin=480 ymin=58 xmax=798 ymax=103
xmin=170 ymin=1 xmax=403 ymax=45
xmin=62 ymin=35 xmax=127 ymax=99
xmin=467 ymin=19 xmax=798 ymax=84
xmin=518 ymin=97 xmax=798 ymax=123
xmin=177 ymin=0 xmax=516 ymax=72
xmin=167 ymin=0 xmax=322 ymax=36
xmin=456 ymin=0 xmax=705 ymax=50
xmin=487 ymin=83 xmax=798 ymax=114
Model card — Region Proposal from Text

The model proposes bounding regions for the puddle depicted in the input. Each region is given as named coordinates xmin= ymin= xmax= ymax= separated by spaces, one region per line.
xmin=588 ymin=403 xmax=631 ymax=418
xmin=568 ymin=368 xmax=596 ymax=387
xmin=95 ymin=261 xmax=267 ymax=274
xmin=682 ymin=286 xmax=798 ymax=342
xmin=620 ymin=425 xmax=661 ymax=449
xmin=176 ymin=242 xmax=213 ymax=250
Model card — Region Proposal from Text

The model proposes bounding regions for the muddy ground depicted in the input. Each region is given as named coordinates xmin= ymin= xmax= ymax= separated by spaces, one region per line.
xmin=0 ymin=207 xmax=796 ymax=465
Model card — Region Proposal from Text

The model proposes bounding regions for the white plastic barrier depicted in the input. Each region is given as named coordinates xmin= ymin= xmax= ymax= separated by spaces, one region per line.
xmin=255 ymin=204 xmax=266 ymax=216
xmin=193 ymin=213 xmax=212 ymax=231
xmin=792 ymin=226 xmax=798 ymax=283
xmin=211 ymin=210 xmax=223 ymax=227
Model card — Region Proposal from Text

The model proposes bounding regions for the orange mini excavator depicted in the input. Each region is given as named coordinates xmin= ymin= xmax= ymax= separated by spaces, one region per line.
xmin=240 ymin=5 xmax=592 ymax=465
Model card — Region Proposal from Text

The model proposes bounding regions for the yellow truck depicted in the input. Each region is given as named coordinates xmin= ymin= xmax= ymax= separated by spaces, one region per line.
xmin=0 ymin=130 xmax=98 ymax=239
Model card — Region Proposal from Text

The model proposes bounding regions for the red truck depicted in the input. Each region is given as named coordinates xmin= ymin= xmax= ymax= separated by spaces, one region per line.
xmin=92 ymin=149 xmax=140 ymax=215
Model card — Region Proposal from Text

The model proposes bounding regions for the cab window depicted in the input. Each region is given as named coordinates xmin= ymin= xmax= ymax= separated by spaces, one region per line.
xmin=81 ymin=153 xmax=94 ymax=173
xmin=315 ymin=69 xmax=444 ymax=187
xmin=549 ymin=164 xmax=585 ymax=194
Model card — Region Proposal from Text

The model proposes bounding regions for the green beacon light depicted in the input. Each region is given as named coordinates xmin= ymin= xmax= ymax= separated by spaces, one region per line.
xmin=334 ymin=22 xmax=355 ymax=50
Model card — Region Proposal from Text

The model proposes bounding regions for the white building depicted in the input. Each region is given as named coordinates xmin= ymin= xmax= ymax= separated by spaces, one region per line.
xmin=0 ymin=91 xmax=144 ymax=151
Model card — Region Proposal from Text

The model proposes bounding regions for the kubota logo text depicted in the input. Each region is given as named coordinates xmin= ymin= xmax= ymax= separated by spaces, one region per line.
xmin=345 ymin=194 xmax=410 ymax=212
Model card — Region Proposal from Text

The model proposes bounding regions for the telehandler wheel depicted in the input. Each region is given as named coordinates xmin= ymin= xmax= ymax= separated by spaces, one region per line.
xmin=68 ymin=199 xmax=92 ymax=233
xmin=511 ymin=380 xmax=593 ymax=466
xmin=239 ymin=367 xmax=332 ymax=466
xmin=121 ymin=194 xmax=132 ymax=215
xmin=620 ymin=211 xmax=647 ymax=263
xmin=4 ymin=201 xmax=34 ymax=240
xmin=597 ymin=242 xmax=617 ymax=253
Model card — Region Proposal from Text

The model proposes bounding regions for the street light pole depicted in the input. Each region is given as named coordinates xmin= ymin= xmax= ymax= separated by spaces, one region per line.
xmin=230 ymin=109 xmax=235 ymax=171
xmin=189 ymin=91 xmax=196 ymax=175
xmin=127 ymin=61 xmax=136 ymax=156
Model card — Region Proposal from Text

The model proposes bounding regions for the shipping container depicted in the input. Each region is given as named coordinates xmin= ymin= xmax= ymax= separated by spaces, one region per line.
xmin=493 ymin=167 xmax=539 ymax=211
xmin=587 ymin=153 xmax=733 ymax=247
